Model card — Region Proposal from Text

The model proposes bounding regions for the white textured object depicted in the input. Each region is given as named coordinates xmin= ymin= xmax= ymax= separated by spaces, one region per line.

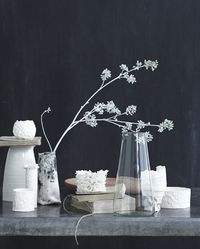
xmin=141 ymin=166 xmax=167 ymax=191
xmin=161 ymin=187 xmax=191 ymax=209
xmin=13 ymin=120 xmax=36 ymax=139
xmin=13 ymin=188 xmax=35 ymax=212
xmin=3 ymin=145 xmax=36 ymax=201
xmin=25 ymin=164 xmax=39 ymax=208
xmin=76 ymin=170 xmax=109 ymax=194
xmin=141 ymin=166 xmax=167 ymax=211
xmin=38 ymin=152 xmax=61 ymax=205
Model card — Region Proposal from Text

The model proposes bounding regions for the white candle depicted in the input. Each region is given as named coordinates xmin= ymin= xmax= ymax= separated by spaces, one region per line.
xmin=24 ymin=164 xmax=39 ymax=208
xmin=13 ymin=188 xmax=35 ymax=212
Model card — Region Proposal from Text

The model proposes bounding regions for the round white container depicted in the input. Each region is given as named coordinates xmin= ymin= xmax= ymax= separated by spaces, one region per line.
xmin=161 ymin=187 xmax=191 ymax=209
xmin=13 ymin=188 xmax=35 ymax=212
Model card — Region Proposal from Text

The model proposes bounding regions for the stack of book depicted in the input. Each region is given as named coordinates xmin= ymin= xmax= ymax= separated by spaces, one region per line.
xmin=70 ymin=184 xmax=136 ymax=213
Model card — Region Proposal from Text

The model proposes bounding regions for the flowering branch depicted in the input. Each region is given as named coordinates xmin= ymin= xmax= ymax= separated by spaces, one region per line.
xmin=41 ymin=60 xmax=174 ymax=152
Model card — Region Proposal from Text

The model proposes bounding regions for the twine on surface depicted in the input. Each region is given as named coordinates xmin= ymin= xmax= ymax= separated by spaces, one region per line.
xmin=62 ymin=196 xmax=94 ymax=246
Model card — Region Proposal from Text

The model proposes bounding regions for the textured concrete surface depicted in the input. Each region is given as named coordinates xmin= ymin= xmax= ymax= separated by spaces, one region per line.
xmin=1 ymin=201 xmax=200 ymax=236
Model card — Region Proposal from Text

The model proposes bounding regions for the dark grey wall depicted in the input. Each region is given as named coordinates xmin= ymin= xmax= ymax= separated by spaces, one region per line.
xmin=0 ymin=0 xmax=199 ymax=196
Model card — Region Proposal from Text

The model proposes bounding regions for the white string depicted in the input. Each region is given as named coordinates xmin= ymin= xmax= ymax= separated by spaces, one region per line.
xmin=74 ymin=213 xmax=93 ymax=245
xmin=62 ymin=195 xmax=71 ymax=214
xmin=62 ymin=196 xmax=94 ymax=245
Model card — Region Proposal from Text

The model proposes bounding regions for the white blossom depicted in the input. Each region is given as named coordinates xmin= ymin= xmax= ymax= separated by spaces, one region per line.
xmin=144 ymin=132 xmax=153 ymax=142
xmin=136 ymin=120 xmax=146 ymax=131
xmin=144 ymin=60 xmax=158 ymax=71
xmin=93 ymin=101 xmax=121 ymax=115
xmin=135 ymin=132 xmax=153 ymax=144
xmin=126 ymin=105 xmax=137 ymax=115
xmin=134 ymin=133 xmax=145 ymax=144
xmin=120 ymin=64 xmax=129 ymax=72
xmin=84 ymin=112 xmax=98 ymax=127
xmin=46 ymin=107 xmax=51 ymax=113
xmin=122 ymin=126 xmax=128 ymax=135
xmin=94 ymin=102 xmax=106 ymax=115
xmin=135 ymin=135 xmax=144 ymax=144
xmin=126 ymin=74 xmax=136 ymax=84
xmin=106 ymin=101 xmax=121 ymax=115
xmin=158 ymin=119 xmax=174 ymax=132
xmin=101 ymin=68 xmax=111 ymax=81
xmin=135 ymin=60 xmax=142 ymax=69
xmin=125 ymin=122 xmax=133 ymax=130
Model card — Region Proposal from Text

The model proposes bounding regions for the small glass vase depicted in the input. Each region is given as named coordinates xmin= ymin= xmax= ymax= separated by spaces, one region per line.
xmin=38 ymin=152 xmax=61 ymax=205
xmin=114 ymin=132 xmax=155 ymax=216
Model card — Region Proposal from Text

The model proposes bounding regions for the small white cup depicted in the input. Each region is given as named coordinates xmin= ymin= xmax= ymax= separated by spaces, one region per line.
xmin=13 ymin=188 xmax=35 ymax=212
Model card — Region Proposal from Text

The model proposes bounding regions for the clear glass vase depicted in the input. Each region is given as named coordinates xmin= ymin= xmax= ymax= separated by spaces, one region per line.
xmin=114 ymin=132 xmax=155 ymax=216
xmin=38 ymin=152 xmax=61 ymax=205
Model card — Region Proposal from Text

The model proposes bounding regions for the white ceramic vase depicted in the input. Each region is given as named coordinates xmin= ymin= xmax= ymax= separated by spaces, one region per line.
xmin=3 ymin=145 xmax=36 ymax=202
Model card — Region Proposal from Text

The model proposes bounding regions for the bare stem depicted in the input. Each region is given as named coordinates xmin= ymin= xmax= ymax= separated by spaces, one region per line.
xmin=41 ymin=108 xmax=53 ymax=152
xmin=53 ymin=75 xmax=121 ymax=152
xmin=106 ymin=119 xmax=160 ymax=128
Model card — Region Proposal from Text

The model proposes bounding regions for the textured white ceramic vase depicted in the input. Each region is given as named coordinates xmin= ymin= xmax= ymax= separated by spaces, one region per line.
xmin=3 ymin=145 xmax=36 ymax=202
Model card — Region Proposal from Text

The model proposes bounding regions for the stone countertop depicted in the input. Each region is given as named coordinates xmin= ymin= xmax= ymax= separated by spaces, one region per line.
xmin=1 ymin=201 xmax=200 ymax=236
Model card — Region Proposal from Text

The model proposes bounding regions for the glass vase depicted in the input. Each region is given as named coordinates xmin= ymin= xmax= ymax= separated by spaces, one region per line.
xmin=38 ymin=152 xmax=61 ymax=205
xmin=114 ymin=132 xmax=155 ymax=216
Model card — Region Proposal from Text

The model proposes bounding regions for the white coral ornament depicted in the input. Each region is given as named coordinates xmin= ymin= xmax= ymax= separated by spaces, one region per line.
xmin=13 ymin=120 xmax=36 ymax=139
xmin=75 ymin=170 xmax=109 ymax=193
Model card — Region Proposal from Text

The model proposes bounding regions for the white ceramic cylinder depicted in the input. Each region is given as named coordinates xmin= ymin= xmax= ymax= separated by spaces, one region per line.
xmin=161 ymin=187 xmax=191 ymax=208
xmin=13 ymin=188 xmax=35 ymax=212
xmin=25 ymin=164 xmax=39 ymax=208
xmin=3 ymin=145 xmax=36 ymax=202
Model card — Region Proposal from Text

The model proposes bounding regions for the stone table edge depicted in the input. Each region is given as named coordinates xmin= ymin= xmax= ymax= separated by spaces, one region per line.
xmin=1 ymin=216 xmax=200 ymax=236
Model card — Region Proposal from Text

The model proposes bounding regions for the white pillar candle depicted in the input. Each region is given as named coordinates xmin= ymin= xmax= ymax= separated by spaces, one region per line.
xmin=24 ymin=164 xmax=39 ymax=208
xmin=13 ymin=188 xmax=35 ymax=212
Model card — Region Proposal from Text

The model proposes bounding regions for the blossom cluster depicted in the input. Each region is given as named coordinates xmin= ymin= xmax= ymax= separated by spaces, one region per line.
xmin=84 ymin=112 xmax=97 ymax=127
xmin=158 ymin=119 xmax=174 ymax=132
xmin=134 ymin=132 xmax=154 ymax=143
xmin=126 ymin=105 xmax=137 ymax=115
xmin=101 ymin=69 xmax=111 ymax=82
xmin=94 ymin=100 xmax=121 ymax=115
xmin=83 ymin=96 xmax=174 ymax=142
